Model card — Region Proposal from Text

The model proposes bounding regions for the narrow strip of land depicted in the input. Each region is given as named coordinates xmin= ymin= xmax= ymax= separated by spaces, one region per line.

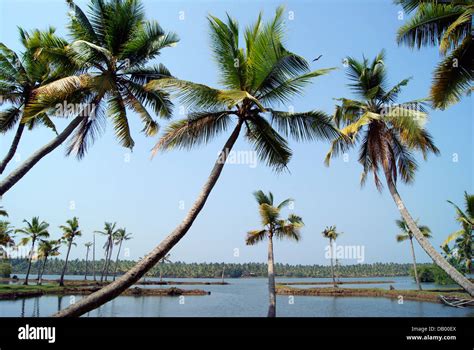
xmin=276 ymin=285 xmax=473 ymax=304
xmin=278 ymin=280 xmax=394 ymax=285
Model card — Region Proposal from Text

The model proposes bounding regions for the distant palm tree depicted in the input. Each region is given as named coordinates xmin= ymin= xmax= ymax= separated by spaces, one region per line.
xmin=395 ymin=218 xmax=432 ymax=290
xmin=0 ymin=220 xmax=14 ymax=259
xmin=84 ymin=242 xmax=93 ymax=280
xmin=321 ymin=225 xmax=342 ymax=288
xmin=59 ymin=217 xmax=82 ymax=286
xmin=395 ymin=0 xmax=472 ymax=109
xmin=0 ymin=28 xmax=66 ymax=174
xmin=95 ymin=222 xmax=118 ymax=282
xmin=0 ymin=0 xmax=178 ymax=197
xmin=443 ymin=192 xmax=473 ymax=273
xmin=37 ymin=239 xmax=61 ymax=285
xmin=246 ymin=190 xmax=303 ymax=317
xmin=325 ymin=51 xmax=474 ymax=296
xmin=112 ymin=228 xmax=132 ymax=281
xmin=16 ymin=217 xmax=49 ymax=285
xmin=55 ymin=6 xmax=337 ymax=317
xmin=158 ymin=254 xmax=171 ymax=282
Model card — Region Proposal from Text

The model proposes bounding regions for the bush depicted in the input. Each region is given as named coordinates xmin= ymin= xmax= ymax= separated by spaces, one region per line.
xmin=0 ymin=262 xmax=12 ymax=278
xmin=411 ymin=264 xmax=455 ymax=285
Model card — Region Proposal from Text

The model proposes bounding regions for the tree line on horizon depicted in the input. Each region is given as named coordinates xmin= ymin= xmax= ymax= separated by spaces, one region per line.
xmin=0 ymin=0 xmax=471 ymax=317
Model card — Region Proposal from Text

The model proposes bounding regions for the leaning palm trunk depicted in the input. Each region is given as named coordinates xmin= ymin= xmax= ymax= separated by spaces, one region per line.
xmin=267 ymin=233 xmax=276 ymax=318
xmin=59 ymin=241 xmax=73 ymax=286
xmin=409 ymin=237 xmax=422 ymax=291
xmin=104 ymin=244 xmax=114 ymax=282
xmin=112 ymin=240 xmax=123 ymax=281
xmin=23 ymin=238 xmax=36 ymax=285
xmin=386 ymin=177 xmax=474 ymax=296
xmin=38 ymin=256 xmax=48 ymax=285
xmin=53 ymin=120 xmax=243 ymax=317
xmin=0 ymin=123 xmax=25 ymax=174
xmin=0 ymin=117 xmax=83 ymax=196
xmin=329 ymin=238 xmax=336 ymax=288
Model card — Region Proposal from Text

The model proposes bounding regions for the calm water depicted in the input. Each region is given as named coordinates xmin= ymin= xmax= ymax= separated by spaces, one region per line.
xmin=1 ymin=275 xmax=473 ymax=317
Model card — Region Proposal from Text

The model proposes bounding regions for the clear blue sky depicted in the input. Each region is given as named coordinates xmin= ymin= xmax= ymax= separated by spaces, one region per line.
xmin=0 ymin=0 xmax=472 ymax=266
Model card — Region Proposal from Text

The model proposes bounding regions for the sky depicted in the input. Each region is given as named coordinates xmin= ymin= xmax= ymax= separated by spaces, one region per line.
xmin=0 ymin=0 xmax=472 ymax=266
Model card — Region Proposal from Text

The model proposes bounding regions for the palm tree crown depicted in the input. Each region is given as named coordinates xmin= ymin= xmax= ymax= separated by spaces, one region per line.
xmin=322 ymin=225 xmax=341 ymax=241
xmin=29 ymin=0 xmax=179 ymax=158
xmin=395 ymin=218 xmax=431 ymax=242
xmin=246 ymin=190 xmax=303 ymax=244
xmin=148 ymin=6 xmax=339 ymax=171
xmin=60 ymin=217 xmax=82 ymax=241
xmin=16 ymin=217 xmax=50 ymax=244
xmin=395 ymin=0 xmax=473 ymax=109
xmin=325 ymin=50 xmax=439 ymax=190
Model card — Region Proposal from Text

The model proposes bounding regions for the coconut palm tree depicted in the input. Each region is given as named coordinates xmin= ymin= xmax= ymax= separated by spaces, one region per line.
xmin=37 ymin=239 xmax=61 ymax=285
xmin=53 ymin=6 xmax=338 ymax=317
xmin=395 ymin=0 xmax=473 ymax=109
xmin=59 ymin=217 xmax=82 ymax=286
xmin=395 ymin=218 xmax=432 ymax=290
xmin=442 ymin=192 xmax=473 ymax=273
xmin=15 ymin=217 xmax=49 ymax=285
xmin=84 ymin=242 xmax=93 ymax=280
xmin=0 ymin=28 xmax=67 ymax=174
xmin=0 ymin=0 xmax=178 ymax=197
xmin=95 ymin=222 xmax=118 ymax=282
xmin=158 ymin=254 xmax=171 ymax=282
xmin=246 ymin=190 xmax=303 ymax=317
xmin=112 ymin=228 xmax=132 ymax=281
xmin=321 ymin=225 xmax=342 ymax=288
xmin=325 ymin=51 xmax=474 ymax=296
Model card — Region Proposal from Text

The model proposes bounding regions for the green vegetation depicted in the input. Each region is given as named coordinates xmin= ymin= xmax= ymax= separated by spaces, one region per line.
xmin=246 ymin=190 xmax=304 ymax=317
xmin=9 ymin=258 xmax=425 ymax=278
xmin=413 ymin=264 xmax=456 ymax=285
xmin=0 ymin=262 xmax=12 ymax=277
xmin=395 ymin=0 xmax=472 ymax=109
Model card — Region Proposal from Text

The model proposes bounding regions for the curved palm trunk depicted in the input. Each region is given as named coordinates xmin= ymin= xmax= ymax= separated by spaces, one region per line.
xmin=23 ymin=238 xmax=36 ymax=285
xmin=53 ymin=119 xmax=243 ymax=317
xmin=38 ymin=256 xmax=48 ymax=285
xmin=59 ymin=241 xmax=73 ymax=287
xmin=112 ymin=240 xmax=123 ymax=281
xmin=386 ymin=178 xmax=474 ymax=296
xmin=409 ymin=237 xmax=422 ymax=291
xmin=85 ymin=247 xmax=89 ymax=280
xmin=0 ymin=116 xmax=83 ymax=196
xmin=100 ymin=243 xmax=110 ymax=283
xmin=267 ymin=233 xmax=276 ymax=318
xmin=0 ymin=123 xmax=25 ymax=174
xmin=329 ymin=238 xmax=336 ymax=288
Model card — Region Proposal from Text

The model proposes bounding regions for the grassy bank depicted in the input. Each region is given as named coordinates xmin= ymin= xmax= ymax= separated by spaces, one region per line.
xmin=276 ymin=285 xmax=472 ymax=304
xmin=0 ymin=283 xmax=210 ymax=300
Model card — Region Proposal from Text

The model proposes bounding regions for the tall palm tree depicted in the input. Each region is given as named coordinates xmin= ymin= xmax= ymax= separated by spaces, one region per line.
xmin=54 ymin=6 xmax=338 ymax=317
xmin=395 ymin=0 xmax=473 ymax=109
xmin=158 ymin=254 xmax=171 ymax=282
xmin=95 ymin=222 xmax=117 ymax=282
xmin=395 ymin=218 xmax=432 ymax=290
xmin=442 ymin=192 xmax=473 ymax=273
xmin=84 ymin=242 xmax=93 ymax=280
xmin=246 ymin=190 xmax=303 ymax=317
xmin=0 ymin=0 xmax=178 ymax=197
xmin=0 ymin=28 xmax=66 ymax=174
xmin=325 ymin=51 xmax=474 ymax=296
xmin=321 ymin=225 xmax=342 ymax=288
xmin=112 ymin=228 xmax=132 ymax=281
xmin=15 ymin=217 xmax=49 ymax=285
xmin=59 ymin=217 xmax=82 ymax=286
xmin=37 ymin=239 xmax=61 ymax=285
